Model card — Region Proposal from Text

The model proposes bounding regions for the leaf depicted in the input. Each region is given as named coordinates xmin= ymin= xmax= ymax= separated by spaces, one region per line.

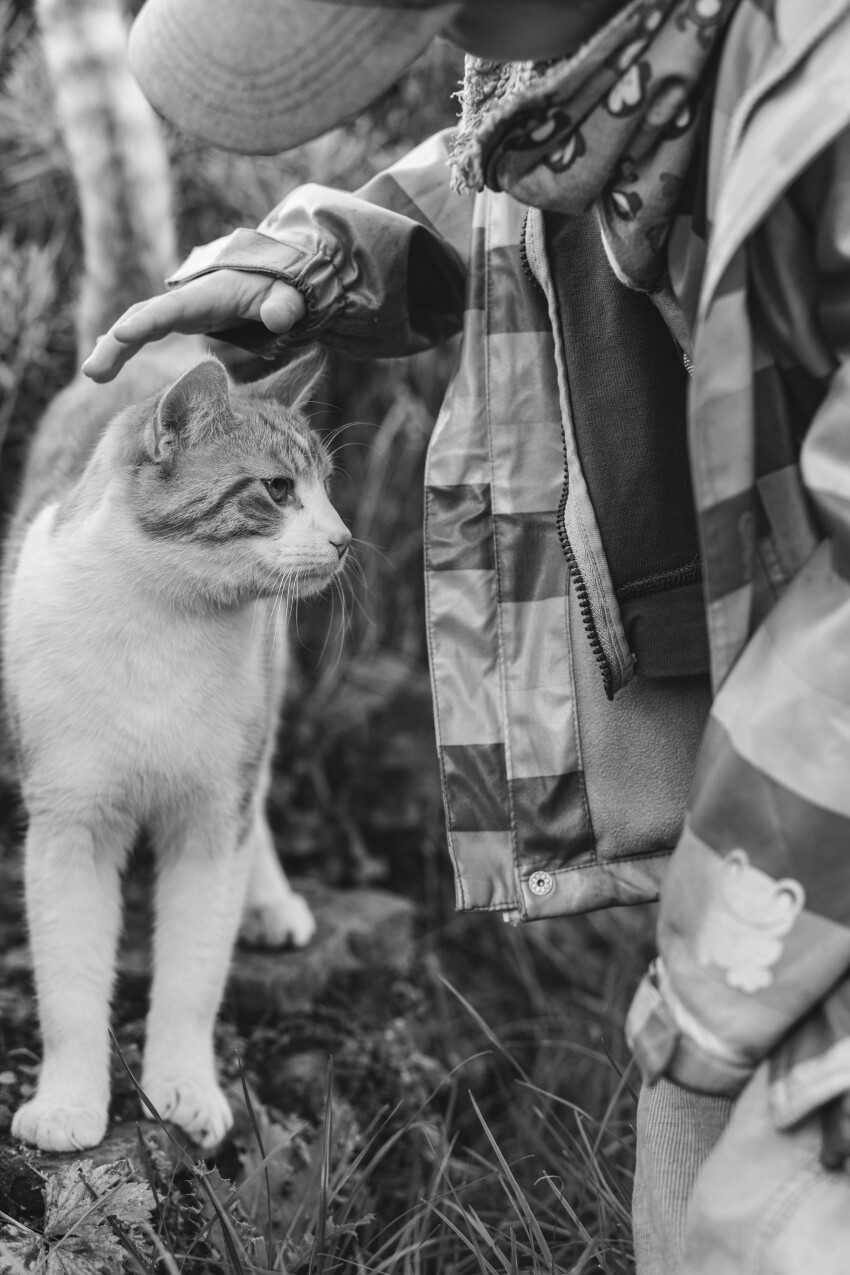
xmin=44 ymin=1234 xmax=124 ymax=1275
xmin=96 ymin=1183 xmax=155 ymax=1231
xmin=13 ymin=1159 xmax=158 ymax=1275
xmin=42 ymin=1165 xmax=99 ymax=1238
xmin=43 ymin=1160 xmax=154 ymax=1240
xmin=193 ymin=1167 xmax=253 ymax=1272
xmin=0 ymin=1236 xmax=36 ymax=1274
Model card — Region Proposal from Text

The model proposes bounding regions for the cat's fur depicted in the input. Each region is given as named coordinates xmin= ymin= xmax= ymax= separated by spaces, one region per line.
xmin=4 ymin=0 xmax=349 ymax=1152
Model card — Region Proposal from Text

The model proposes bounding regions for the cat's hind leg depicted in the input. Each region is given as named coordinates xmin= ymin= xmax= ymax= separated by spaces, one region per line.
xmin=238 ymin=808 xmax=315 ymax=949
xmin=143 ymin=804 xmax=254 ymax=1148
xmin=237 ymin=623 xmax=315 ymax=950
xmin=13 ymin=810 xmax=131 ymax=1152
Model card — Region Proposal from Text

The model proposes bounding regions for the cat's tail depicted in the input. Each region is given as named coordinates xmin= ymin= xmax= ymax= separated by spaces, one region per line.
xmin=36 ymin=0 xmax=177 ymax=355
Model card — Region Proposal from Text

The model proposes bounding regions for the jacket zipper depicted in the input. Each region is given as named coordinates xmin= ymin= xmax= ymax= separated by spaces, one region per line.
xmin=521 ymin=213 xmax=616 ymax=701
xmin=555 ymin=451 xmax=615 ymax=701
xmin=617 ymin=557 xmax=702 ymax=602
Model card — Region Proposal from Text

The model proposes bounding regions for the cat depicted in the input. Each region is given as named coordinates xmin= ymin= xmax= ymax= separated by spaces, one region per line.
xmin=3 ymin=0 xmax=349 ymax=1152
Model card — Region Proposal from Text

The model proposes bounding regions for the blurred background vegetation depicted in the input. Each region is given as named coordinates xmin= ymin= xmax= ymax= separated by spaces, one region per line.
xmin=0 ymin=2 xmax=654 ymax=1270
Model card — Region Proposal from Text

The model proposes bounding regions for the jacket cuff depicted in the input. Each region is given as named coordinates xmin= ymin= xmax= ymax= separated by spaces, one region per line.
xmin=626 ymin=963 xmax=753 ymax=1096
xmin=770 ymin=1032 xmax=850 ymax=1129
xmin=166 ymin=227 xmax=344 ymax=356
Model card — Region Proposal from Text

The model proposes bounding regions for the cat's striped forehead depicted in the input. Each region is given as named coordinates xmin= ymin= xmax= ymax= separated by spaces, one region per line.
xmin=234 ymin=401 xmax=329 ymax=482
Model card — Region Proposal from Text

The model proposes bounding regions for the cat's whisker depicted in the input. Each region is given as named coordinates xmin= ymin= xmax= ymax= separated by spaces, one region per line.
xmin=321 ymin=418 xmax=377 ymax=445
xmin=344 ymin=569 xmax=376 ymax=632
xmin=292 ymin=577 xmax=308 ymax=650
xmin=271 ymin=572 xmax=294 ymax=650
xmin=329 ymin=439 xmax=385 ymax=460
xmin=337 ymin=573 xmax=353 ymax=646
xmin=348 ymin=536 xmax=394 ymax=570
xmin=316 ymin=580 xmax=338 ymax=669
xmin=329 ymin=579 xmax=348 ymax=679
xmin=300 ymin=398 xmax=337 ymax=418
xmin=341 ymin=554 xmax=378 ymax=623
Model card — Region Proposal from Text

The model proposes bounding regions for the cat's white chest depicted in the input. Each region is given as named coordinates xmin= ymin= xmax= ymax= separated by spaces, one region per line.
xmin=6 ymin=505 xmax=280 ymax=799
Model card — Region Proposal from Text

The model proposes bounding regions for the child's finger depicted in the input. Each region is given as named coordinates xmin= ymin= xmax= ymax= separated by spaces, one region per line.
xmin=112 ymin=287 xmax=210 ymax=342
xmin=258 ymin=280 xmax=306 ymax=332
xmin=81 ymin=331 xmax=143 ymax=382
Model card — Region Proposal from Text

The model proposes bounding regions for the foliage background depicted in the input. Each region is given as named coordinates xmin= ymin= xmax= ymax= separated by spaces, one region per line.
xmin=0 ymin=3 xmax=655 ymax=1270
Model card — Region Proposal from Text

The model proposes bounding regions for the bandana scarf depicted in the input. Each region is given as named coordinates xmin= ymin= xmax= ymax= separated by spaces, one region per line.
xmin=450 ymin=0 xmax=738 ymax=290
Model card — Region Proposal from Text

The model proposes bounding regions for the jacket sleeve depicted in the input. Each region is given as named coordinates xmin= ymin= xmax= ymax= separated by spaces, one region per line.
xmin=167 ymin=129 xmax=472 ymax=359
xmin=627 ymin=131 xmax=850 ymax=1124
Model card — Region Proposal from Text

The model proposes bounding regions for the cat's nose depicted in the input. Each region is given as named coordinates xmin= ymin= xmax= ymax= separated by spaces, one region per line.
xmin=331 ymin=528 xmax=351 ymax=560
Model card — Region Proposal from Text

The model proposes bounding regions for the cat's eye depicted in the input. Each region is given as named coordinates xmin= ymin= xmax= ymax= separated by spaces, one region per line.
xmin=263 ymin=476 xmax=294 ymax=505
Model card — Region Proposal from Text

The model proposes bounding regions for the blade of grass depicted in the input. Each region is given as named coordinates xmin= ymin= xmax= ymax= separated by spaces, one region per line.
xmin=109 ymin=1030 xmax=250 ymax=1275
xmin=427 ymin=1203 xmax=502 ymax=1275
xmin=135 ymin=1123 xmax=169 ymax=1245
xmin=469 ymin=1094 xmax=552 ymax=1266
xmin=237 ymin=1050 xmax=274 ymax=1257
xmin=439 ymin=976 xmax=531 ymax=1084
xmin=141 ymin=1224 xmax=181 ymax=1275
xmin=538 ymin=1174 xmax=607 ymax=1274
xmin=600 ymin=1037 xmax=638 ymax=1105
xmin=310 ymin=1054 xmax=334 ymax=1275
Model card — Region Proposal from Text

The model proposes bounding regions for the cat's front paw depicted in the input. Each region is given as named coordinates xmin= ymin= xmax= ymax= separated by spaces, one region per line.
xmin=239 ymin=891 xmax=316 ymax=949
xmin=12 ymin=1096 xmax=107 ymax=1151
xmin=142 ymin=1072 xmax=233 ymax=1149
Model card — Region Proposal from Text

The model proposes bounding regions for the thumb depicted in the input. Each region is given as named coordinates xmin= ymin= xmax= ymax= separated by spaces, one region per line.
xmin=259 ymin=281 xmax=306 ymax=333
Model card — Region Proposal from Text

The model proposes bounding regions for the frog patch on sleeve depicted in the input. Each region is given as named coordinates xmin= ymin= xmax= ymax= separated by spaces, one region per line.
xmin=695 ymin=849 xmax=805 ymax=994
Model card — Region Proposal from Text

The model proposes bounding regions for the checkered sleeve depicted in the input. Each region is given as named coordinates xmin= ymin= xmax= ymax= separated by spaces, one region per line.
xmin=168 ymin=129 xmax=474 ymax=359
xmin=629 ymin=131 xmax=850 ymax=1119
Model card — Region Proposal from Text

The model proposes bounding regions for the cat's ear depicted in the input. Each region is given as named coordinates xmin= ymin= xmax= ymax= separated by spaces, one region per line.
xmin=251 ymin=346 xmax=328 ymax=416
xmin=147 ymin=357 xmax=231 ymax=464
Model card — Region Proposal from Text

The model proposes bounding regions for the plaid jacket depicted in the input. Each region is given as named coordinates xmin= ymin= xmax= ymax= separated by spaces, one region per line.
xmin=626 ymin=0 xmax=850 ymax=1125
xmin=173 ymin=130 xmax=711 ymax=923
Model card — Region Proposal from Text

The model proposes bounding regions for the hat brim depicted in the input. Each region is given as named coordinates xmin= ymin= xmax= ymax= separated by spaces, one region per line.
xmin=129 ymin=0 xmax=458 ymax=155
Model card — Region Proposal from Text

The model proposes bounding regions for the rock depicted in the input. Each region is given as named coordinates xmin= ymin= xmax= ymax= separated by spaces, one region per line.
xmin=116 ymin=883 xmax=416 ymax=1027
xmin=225 ymin=884 xmax=416 ymax=1028
xmin=29 ymin=1121 xmax=176 ymax=1182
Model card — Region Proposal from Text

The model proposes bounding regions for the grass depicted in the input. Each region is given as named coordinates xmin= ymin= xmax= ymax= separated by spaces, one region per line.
xmin=0 ymin=7 xmax=653 ymax=1273
xmin=92 ymin=984 xmax=642 ymax=1275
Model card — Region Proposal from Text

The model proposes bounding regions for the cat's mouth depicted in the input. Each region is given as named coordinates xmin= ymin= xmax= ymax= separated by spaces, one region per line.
xmin=289 ymin=565 xmax=341 ymax=596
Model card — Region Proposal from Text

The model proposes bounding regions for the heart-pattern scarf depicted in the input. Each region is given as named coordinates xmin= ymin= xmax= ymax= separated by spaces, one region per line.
xmin=450 ymin=0 xmax=739 ymax=290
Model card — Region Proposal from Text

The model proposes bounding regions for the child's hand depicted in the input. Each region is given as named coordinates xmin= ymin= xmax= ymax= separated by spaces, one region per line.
xmin=820 ymin=1092 xmax=850 ymax=1169
xmin=81 ymin=270 xmax=306 ymax=382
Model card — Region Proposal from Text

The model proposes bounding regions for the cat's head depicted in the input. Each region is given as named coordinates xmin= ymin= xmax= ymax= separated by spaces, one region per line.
xmin=126 ymin=350 xmax=350 ymax=606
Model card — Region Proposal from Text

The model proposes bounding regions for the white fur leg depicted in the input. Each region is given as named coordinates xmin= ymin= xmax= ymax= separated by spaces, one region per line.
xmin=143 ymin=812 xmax=253 ymax=1147
xmin=238 ymin=814 xmax=316 ymax=949
xmin=12 ymin=1099 xmax=107 ymax=1153
xmin=14 ymin=816 xmax=126 ymax=1151
xmin=142 ymin=1072 xmax=233 ymax=1150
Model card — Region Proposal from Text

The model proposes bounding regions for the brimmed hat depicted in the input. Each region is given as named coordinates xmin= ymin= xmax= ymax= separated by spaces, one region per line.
xmin=128 ymin=0 xmax=460 ymax=155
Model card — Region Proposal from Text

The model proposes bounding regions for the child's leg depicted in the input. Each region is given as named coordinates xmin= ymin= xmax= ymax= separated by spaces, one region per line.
xmin=632 ymin=1077 xmax=733 ymax=1275
xmin=682 ymin=1063 xmax=850 ymax=1275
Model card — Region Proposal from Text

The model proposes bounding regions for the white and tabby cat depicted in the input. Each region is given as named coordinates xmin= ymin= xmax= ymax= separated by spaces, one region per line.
xmin=3 ymin=0 xmax=348 ymax=1152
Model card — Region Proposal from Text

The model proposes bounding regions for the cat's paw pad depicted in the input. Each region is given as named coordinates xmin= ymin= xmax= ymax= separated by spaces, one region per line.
xmin=239 ymin=892 xmax=316 ymax=949
xmin=142 ymin=1073 xmax=233 ymax=1149
xmin=12 ymin=1096 xmax=107 ymax=1151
